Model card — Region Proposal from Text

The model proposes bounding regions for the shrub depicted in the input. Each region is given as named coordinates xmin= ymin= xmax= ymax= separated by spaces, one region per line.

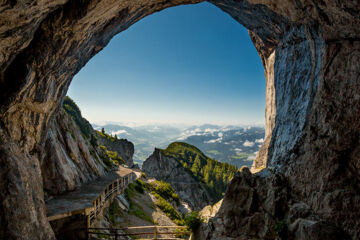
xmin=125 ymin=183 xmax=135 ymax=200
xmin=131 ymin=207 xmax=153 ymax=223
xmin=108 ymin=201 xmax=120 ymax=224
xmin=98 ymin=145 xmax=125 ymax=166
xmin=62 ymin=96 xmax=93 ymax=138
xmin=184 ymin=211 xmax=202 ymax=231
xmin=149 ymin=180 xmax=180 ymax=205
xmin=155 ymin=195 xmax=182 ymax=222
xmin=134 ymin=181 xmax=144 ymax=194
xmin=125 ymin=182 xmax=154 ymax=223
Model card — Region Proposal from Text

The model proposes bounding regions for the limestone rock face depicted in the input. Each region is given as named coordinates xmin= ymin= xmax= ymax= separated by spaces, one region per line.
xmin=142 ymin=148 xmax=215 ymax=210
xmin=96 ymin=132 xmax=135 ymax=167
xmin=198 ymin=168 xmax=349 ymax=240
xmin=0 ymin=0 xmax=359 ymax=239
xmin=41 ymin=110 xmax=107 ymax=196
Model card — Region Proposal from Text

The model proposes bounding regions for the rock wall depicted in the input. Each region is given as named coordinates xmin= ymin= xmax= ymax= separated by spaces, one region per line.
xmin=0 ymin=0 xmax=359 ymax=239
xmin=96 ymin=132 xmax=134 ymax=167
xmin=41 ymin=109 xmax=107 ymax=197
xmin=142 ymin=148 xmax=215 ymax=210
xmin=198 ymin=168 xmax=351 ymax=240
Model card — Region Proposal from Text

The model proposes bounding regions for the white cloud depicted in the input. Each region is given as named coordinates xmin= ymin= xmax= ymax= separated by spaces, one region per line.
xmin=177 ymin=128 xmax=204 ymax=140
xmin=147 ymin=126 xmax=160 ymax=132
xmin=204 ymin=128 xmax=218 ymax=135
xmin=111 ymin=130 xmax=128 ymax=136
xmin=204 ymin=131 xmax=224 ymax=143
xmin=205 ymin=137 xmax=222 ymax=143
xmin=234 ymin=148 xmax=242 ymax=152
xmin=243 ymin=140 xmax=255 ymax=147
xmin=255 ymin=138 xmax=264 ymax=143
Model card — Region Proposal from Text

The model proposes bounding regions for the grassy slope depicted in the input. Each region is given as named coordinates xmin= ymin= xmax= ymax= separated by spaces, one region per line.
xmin=62 ymin=96 xmax=125 ymax=167
xmin=62 ymin=96 xmax=93 ymax=139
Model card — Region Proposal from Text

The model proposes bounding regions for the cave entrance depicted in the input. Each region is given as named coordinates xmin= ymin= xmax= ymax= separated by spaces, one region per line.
xmin=67 ymin=2 xmax=266 ymax=169
xmin=0 ymin=1 xmax=285 ymax=238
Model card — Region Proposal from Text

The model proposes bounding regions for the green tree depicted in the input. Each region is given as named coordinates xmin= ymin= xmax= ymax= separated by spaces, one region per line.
xmin=101 ymin=128 xmax=105 ymax=134
xmin=191 ymin=155 xmax=201 ymax=176
xmin=184 ymin=211 xmax=202 ymax=231
xmin=161 ymin=142 xmax=238 ymax=201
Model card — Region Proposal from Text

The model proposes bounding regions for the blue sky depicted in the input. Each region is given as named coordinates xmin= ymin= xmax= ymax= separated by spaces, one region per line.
xmin=68 ymin=2 xmax=265 ymax=126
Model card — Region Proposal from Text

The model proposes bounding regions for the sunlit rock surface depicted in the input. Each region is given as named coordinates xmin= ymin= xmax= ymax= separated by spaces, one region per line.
xmin=142 ymin=148 xmax=215 ymax=210
xmin=0 ymin=0 xmax=359 ymax=239
xmin=96 ymin=132 xmax=135 ymax=167
xmin=42 ymin=109 xmax=107 ymax=196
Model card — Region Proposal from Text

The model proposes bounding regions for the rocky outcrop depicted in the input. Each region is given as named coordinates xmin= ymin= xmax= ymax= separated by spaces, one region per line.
xmin=96 ymin=132 xmax=134 ymax=167
xmin=0 ymin=0 xmax=359 ymax=239
xmin=142 ymin=148 xmax=215 ymax=210
xmin=197 ymin=167 xmax=350 ymax=240
xmin=41 ymin=109 xmax=107 ymax=197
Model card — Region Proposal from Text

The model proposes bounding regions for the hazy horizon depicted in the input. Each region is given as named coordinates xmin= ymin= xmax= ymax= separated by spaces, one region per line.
xmin=68 ymin=2 xmax=266 ymax=126
xmin=91 ymin=120 xmax=265 ymax=129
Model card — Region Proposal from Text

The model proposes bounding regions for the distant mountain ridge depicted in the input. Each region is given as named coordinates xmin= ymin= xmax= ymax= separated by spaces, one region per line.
xmin=179 ymin=125 xmax=265 ymax=168
xmin=92 ymin=123 xmax=182 ymax=164
xmin=95 ymin=123 xmax=264 ymax=168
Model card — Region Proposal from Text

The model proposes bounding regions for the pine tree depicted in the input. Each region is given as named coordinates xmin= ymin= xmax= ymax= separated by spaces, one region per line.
xmin=191 ymin=155 xmax=201 ymax=176
xmin=101 ymin=128 xmax=105 ymax=134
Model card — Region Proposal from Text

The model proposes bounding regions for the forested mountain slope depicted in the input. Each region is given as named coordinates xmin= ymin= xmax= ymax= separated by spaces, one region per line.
xmin=142 ymin=142 xmax=238 ymax=210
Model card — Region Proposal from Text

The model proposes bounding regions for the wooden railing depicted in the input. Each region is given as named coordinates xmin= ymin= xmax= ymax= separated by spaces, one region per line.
xmin=87 ymin=226 xmax=192 ymax=240
xmin=88 ymin=172 xmax=137 ymax=226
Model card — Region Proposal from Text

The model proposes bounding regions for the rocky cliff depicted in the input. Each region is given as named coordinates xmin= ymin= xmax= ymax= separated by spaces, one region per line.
xmin=95 ymin=131 xmax=134 ymax=168
xmin=198 ymin=167 xmax=354 ymax=240
xmin=0 ymin=0 xmax=359 ymax=239
xmin=142 ymin=148 xmax=215 ymax=211
xmin=41 ymin=97 xmax=136 ymax=197
xmin=42 ymin=109 xmax=107 ymax=197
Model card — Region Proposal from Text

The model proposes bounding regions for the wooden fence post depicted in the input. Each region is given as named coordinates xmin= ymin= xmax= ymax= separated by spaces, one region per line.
xmin=153 ymin=226 xmax=158 ymax=240
xmin=189 ymin=232 xmax=194 ymax=240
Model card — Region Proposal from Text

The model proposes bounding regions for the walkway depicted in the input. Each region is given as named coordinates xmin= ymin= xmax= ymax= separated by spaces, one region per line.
xmin=46 ymin=166 xmax=137 ymax=226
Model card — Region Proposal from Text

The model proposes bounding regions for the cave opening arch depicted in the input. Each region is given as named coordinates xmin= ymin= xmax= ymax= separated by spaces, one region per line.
xmin=68 ymin=2 xmax=266 ymax=169
xmin=0 ymin=0 xmax=359 ymax=239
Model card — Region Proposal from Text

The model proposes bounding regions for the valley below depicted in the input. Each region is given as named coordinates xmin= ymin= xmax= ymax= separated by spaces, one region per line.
xmin=42 ymin=97 xmax=243 ymax=240
xmin=94 ymin=123 xmax=265 ymax=169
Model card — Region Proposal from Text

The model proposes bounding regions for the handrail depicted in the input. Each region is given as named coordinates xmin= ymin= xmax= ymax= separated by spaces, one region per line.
xmin=88 ymin=226 xmax=188 ymax=230
xmin=88 ymin=173 xmax=136 ymax=226
xmin=87 ymin=231 xmax=191 ymax=236
xmin=86 ymin=225 xmax=191 ymax=240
